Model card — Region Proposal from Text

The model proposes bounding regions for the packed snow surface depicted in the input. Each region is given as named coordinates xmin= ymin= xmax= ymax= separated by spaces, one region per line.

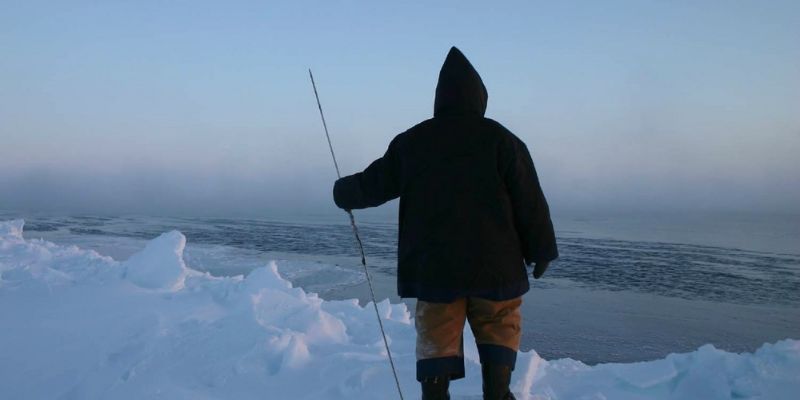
xmin=1 ymin=219 xmax=797 ymax=399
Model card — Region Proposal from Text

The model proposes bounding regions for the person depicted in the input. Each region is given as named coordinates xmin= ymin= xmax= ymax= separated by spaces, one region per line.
xmin=332 ymin=46 xmax=558 ymax=400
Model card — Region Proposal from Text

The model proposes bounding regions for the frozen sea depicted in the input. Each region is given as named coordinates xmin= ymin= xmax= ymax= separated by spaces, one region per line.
xmin=3 ymin=210 xmax=798 ymax=365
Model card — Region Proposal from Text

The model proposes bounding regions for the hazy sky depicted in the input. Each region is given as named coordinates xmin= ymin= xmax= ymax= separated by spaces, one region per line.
xmin=2 ymin=0 xmax=799 ymax=217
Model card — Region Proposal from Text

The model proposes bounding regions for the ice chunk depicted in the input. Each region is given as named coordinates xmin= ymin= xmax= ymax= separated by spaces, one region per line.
xmin=608 ymin=357 xmax=677 ymax=388
xmin=123 ymin=230 xmax=189 ymax=290
xmin=0 ymin=219 xmax=24 ymax=239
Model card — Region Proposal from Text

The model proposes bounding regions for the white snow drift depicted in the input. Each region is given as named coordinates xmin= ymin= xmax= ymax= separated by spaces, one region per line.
xmin=0 ymin=219 xmax=798 ymax=399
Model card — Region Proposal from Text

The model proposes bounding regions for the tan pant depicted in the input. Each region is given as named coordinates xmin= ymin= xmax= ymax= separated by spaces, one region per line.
xmin=415 ymin=297 xmax=522 ymax=381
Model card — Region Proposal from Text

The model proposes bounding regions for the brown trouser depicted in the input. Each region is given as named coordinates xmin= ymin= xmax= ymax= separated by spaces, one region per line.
xmin=415 ymin=296 xmax=522 ymax=381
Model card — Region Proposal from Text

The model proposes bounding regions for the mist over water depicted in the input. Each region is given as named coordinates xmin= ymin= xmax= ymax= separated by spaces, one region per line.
xmin=2 ymin=154 xmax=799 ymax=217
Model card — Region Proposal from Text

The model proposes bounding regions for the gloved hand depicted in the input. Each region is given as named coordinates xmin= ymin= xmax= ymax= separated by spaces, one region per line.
xmin=532 ymin=261 xmax=550 ymax=279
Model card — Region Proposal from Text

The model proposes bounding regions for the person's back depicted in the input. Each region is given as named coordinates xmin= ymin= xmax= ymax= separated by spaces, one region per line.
xmin=333 ymin=47 xmax=558 ymax=400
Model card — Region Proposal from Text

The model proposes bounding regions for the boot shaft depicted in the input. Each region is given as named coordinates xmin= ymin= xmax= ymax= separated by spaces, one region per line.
xmin=481 ymin=364 xmax=516 ymax=400
xmin=421 ymin=376 xmax=450 ymax=400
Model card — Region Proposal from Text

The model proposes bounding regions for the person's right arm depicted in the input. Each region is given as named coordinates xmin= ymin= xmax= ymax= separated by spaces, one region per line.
xmin=332 ymin=136 xmax=402 ymax=210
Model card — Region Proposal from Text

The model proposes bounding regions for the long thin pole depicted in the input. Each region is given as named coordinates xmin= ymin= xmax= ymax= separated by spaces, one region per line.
xmin=309 ymin=69 xmax=404 ymax=400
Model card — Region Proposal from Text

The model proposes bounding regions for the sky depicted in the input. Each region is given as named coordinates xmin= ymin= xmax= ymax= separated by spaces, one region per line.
xmin=1 ymin=0 xmax=799 ymax=218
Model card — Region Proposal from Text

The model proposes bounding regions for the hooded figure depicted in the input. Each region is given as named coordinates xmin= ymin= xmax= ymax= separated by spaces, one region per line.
xmin=333 ymin=47 xmax=557 ymax=400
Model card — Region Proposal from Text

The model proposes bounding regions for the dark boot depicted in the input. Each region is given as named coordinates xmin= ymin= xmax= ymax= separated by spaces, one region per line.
xmin=481 ymin=364 xmax=516 ymax=400
xmin=420 ymin=376 xmax=450 ymax=400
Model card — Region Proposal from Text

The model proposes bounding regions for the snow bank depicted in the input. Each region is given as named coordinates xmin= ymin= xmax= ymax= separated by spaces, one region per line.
xmin=1 ymin=219 xmax=797 ymax=399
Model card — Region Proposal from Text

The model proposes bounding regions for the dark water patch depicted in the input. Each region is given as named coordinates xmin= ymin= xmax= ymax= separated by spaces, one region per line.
xmin=23 ymin=221 xmax=68 ymax=232
xmin=551 ymin=237 xmax=800 ymax=306
xmin=69 ymin=227 xmax=108 ymax=236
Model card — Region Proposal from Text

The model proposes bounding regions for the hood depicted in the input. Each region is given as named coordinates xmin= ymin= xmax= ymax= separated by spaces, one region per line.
xmin=433 ymin=47 xmax=488 ymax=117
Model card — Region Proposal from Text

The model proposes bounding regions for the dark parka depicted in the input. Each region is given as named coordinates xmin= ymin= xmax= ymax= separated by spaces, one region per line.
xmin=334 ymin=47 xmax=558 ymax=302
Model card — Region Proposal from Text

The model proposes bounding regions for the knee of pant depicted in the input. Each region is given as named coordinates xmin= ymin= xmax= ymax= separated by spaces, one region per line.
xmin=468 ymin=298 xmax=522 ymax=342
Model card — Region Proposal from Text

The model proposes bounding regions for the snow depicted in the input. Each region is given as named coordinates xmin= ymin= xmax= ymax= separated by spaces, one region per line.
xmin=1 ymin=219 xmax=798 ymax=399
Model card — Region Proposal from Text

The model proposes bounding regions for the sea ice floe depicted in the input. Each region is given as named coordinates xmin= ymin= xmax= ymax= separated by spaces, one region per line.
xmin=0 ymin=219 xmax=797 ymax=399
